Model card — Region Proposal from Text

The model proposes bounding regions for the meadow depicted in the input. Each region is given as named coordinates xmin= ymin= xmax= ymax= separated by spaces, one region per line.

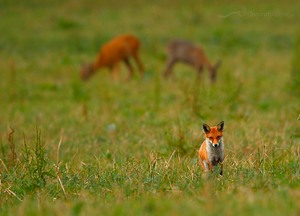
xmin=0 ymin=0 xmax=299 ymax=215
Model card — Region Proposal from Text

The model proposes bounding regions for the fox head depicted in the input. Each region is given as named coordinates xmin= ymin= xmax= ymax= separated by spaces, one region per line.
xmin=80 ymin=63 xmax=94 ymax=81
xmin=203 ymin=121 xmax=224 ymax=147
xmin=210 ymin=60 xmax=222 ymax=82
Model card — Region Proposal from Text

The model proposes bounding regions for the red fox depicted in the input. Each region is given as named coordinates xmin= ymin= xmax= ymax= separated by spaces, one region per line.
xmin=80 ymin=34 xmax=144 ymax=80
xmin=163 ymin=40 xmax=221 ymax=82
xmin=198 ymin=121 xmax=225 ymax=175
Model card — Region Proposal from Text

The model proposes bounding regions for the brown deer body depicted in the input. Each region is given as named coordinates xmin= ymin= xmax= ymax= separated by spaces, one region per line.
xmin=80 ymin=34 xmax=144 ymax=80
xmin=163 ymin=40 xmax=221 ymax=82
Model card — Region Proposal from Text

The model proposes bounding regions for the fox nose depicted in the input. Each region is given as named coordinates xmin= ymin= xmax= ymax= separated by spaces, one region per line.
xmin=213 ymin=143 xmax=218 ymax=147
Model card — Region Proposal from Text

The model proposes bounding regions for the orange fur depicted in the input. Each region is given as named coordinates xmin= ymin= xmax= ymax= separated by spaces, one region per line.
xmin=80 ymin=34 xmax=144 ymax=80
xmin=198 ymin=121 xmax=225 ymax=175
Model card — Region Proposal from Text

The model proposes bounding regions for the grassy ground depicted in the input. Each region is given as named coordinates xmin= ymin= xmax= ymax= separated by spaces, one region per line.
xmin=0 ymin=0 xmax=299 ymax=215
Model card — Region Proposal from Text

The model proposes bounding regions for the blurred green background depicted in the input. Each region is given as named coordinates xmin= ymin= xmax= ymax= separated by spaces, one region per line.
xmin=0 ymin=0 xmax=299 ymax=215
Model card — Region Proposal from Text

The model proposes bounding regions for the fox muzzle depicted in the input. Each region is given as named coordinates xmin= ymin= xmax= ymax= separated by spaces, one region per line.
xmin=213 ymin=143 xmax=219 ymax=147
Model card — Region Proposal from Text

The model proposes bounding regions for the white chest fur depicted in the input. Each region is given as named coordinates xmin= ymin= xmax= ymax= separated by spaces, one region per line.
xmin=206 ymin=138 xmax=224 ymax=165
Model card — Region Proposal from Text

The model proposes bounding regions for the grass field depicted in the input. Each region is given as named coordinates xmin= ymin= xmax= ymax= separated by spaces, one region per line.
xmin=0 ymin=0 xmax=299 ymax=215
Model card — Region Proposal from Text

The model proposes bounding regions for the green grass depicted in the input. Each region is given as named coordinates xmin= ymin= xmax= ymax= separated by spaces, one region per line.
xmin=0 ymin=0 xmax=299 ymax=215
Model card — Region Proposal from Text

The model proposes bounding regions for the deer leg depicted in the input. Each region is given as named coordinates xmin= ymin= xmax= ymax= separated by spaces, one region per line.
xmin=163 ymin=58 xmax=176 ymax=78
xmin=111 ymin=64 xmax=120 ymax=81
xmin=210 ymin=69 xmax=217 ymax=83
xmin=197 ymin=65 xmax=204 ymax=79
xmin=132 ymin=52 xmax=144 ymax=75
xmin=123 ymin=58 xmax=134 ymax=80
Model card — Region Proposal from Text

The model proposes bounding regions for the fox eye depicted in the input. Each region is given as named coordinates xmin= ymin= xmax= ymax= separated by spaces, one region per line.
xmin=217 ymin=136 xmax=221 ymax=139
xmin=209 ymin=137 xmax=213 ymax=140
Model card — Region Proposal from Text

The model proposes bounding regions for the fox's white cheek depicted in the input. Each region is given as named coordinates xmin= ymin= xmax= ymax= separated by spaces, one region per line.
xmin=207 ymin=139 xmax=213 ymax=145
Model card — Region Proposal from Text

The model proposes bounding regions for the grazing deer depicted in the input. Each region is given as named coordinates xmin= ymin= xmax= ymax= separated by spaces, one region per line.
xmin=80 ymin=34 xmax=144 ymax=81
xmin=163 ymin=40 xmax=221 ymax=82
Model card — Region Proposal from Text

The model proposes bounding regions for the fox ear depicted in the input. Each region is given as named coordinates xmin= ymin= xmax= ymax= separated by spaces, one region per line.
xmin=203 ymin=123 xmax=211 ymax=133
xmin=217 ymin=121 xmax=224 ymax=131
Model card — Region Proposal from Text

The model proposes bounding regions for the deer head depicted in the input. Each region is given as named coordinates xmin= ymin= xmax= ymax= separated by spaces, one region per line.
xmin=210 ymin=60 xmax=222 ymax=82
xmin=80 ymin=63 xmax=94 ymax=81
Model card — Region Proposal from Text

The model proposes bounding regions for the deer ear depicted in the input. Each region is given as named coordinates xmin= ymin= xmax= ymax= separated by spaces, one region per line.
xmin=217 ymin=121 xmax=224 ymax=131
xmin=203 ymin=123 xmax=211 ymax=133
